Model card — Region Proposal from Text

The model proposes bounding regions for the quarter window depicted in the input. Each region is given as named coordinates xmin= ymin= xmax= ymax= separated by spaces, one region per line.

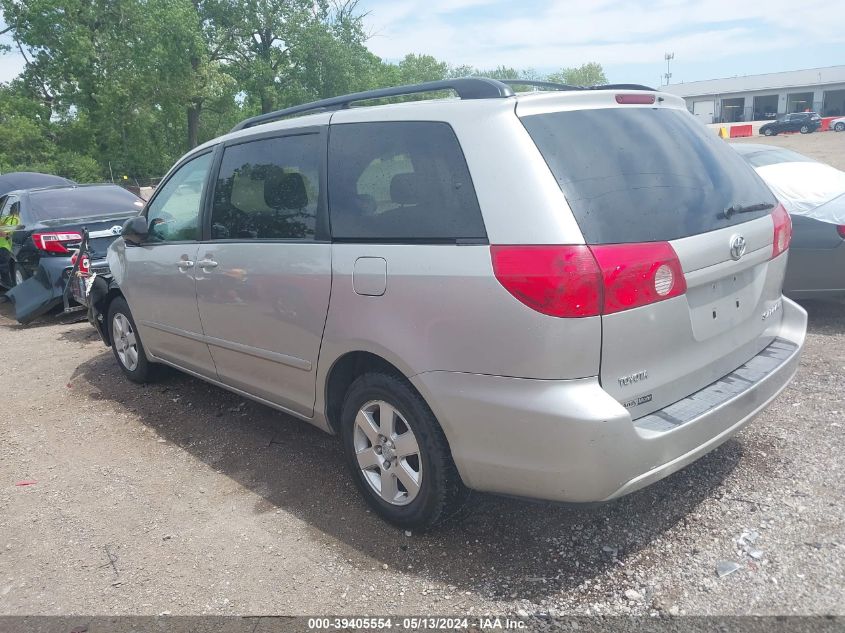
xmin=211 ymin=134 xmax=320 ymax=240
xmin=146 ymin=152 xmax=213 ymax=242
xmin=328 ymin=122 xmax=486 ymax=241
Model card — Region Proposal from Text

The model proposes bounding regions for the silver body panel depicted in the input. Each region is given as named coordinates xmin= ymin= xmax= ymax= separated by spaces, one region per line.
xmin=194 ymin=243 xmax=332 ymax=417
xmin=109 ymin=88 xmax=808 ymax=504
xmin=112 ymin=240 xmax=218 ymax=378
xmin=412 ymin=298 xmax=805 ymax=503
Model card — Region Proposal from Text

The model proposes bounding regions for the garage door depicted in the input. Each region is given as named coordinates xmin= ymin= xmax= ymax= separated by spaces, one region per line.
xmin=692 ymin=100 xmax=715 ymax=124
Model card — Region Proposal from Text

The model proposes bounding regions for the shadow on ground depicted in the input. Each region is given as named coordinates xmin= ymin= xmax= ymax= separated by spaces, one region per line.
xmin=70 ymin=346 xmax=743 ymax=601
xmin=796 ymin=298 xmax=845 ymax=334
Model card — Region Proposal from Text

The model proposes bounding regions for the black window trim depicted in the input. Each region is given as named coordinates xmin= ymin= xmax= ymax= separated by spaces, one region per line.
xmin=325 ymin=119 xmax=488 ymax=246
xmin=200 ymin=125 xmax=330 ymax=243
xmin=139 ymin=147 xmax=218 ymax=246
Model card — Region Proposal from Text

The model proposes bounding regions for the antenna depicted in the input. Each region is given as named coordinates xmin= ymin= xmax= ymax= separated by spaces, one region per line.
xmin=664 ymin=52 xmax=675 ymax=86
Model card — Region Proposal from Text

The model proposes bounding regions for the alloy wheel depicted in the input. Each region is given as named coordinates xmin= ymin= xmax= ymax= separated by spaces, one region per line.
xmin=353 ymin=399 xmax=422 ymax=506
xmin=112 ymin=313 xmax=139 ymax=371
xmin=13 ymin=268 xmax=24 ymax=287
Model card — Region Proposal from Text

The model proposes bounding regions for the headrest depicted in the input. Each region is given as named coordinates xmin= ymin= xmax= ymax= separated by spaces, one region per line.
xmin=265 ymin=171 xmax=308 ymax=210
xmin=390 ymin=173 xmax=424 ymax=206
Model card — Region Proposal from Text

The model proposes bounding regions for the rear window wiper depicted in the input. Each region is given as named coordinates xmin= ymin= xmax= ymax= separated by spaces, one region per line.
xmin=722 ymin=202 xmax=774 ymax=220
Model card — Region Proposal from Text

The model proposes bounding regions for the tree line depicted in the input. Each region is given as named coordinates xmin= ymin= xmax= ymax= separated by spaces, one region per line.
xmin=0 ymin=0 xmax=607 ymax=184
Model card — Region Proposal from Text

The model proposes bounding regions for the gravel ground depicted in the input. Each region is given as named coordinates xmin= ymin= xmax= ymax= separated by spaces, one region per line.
xmin=1 ymin=132 xmax=843 ymax=620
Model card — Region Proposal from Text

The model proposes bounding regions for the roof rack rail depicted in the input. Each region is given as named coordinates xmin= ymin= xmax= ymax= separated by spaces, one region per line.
xmin=500 ymin=79 xmax=658 ymax=92
xmin=588 ymin=83 xmax=657 ymax=91
xmin=498 ymin=79 xmax=578 ymax=91
xmin=230 ymin=77 xmax=515 ymax=132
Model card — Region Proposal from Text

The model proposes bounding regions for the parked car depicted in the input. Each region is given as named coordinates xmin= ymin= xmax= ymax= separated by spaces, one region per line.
xmin=0 ymin=184 xmax=144 ymax=321
xmin=758 ymin=112 xmax=821 ymax=136
xmin=88 ymin=78 xmax=806 ymax=529
xmin=0 ymin=172 xmax=74 ymax=197
xmin=829 ymin=116 xmax=845 ymax=132
xmin=732 ymin=143 xmax=845 ymax=299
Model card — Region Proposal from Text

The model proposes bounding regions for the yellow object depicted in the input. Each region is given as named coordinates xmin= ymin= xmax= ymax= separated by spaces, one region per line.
xmin=718 ymin=127 xmax=729 ymax=139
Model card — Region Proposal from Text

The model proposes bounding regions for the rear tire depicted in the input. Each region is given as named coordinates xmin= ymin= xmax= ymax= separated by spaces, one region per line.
xmin=835 ymin=122 xmax=845 ymax=132
xmin=107 ymin=296 xmax=156 ymax=383
xmin=340 ymin=372 xmax=467 ymax=530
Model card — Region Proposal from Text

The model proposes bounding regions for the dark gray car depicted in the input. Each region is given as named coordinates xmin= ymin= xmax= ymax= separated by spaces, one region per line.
xmin=732 ymin=143 xmax=845 ymax=299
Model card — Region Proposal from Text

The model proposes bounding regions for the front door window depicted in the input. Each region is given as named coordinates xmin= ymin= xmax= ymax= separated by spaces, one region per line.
xmin=146 ymin=153 xmax=213 ymax=242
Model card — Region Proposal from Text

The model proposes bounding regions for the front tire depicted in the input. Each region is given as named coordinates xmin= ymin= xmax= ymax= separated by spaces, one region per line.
xmin=799 ymin=125 xmax=810 ymax=134
xmin=11 ymin=263 xmax=26 ymax=287
xmin=107 ymin=296 xmax=156 ymax=383
xmin=835 ymin=122 xmax=845 ymax=132
xmin=340 ymin=372 xmax=466 ymax=530
xmin=763 ymin=128 xmax=775 ymax=136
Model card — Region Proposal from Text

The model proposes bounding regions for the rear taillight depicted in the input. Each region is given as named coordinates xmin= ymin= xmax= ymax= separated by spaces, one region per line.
xmin=590 ymin=242 xmax=687 ymax=314
xmin=70 ymin=251 xmax=90 ymax=274
xmin=491 ymin=242 xmax=686 ymax=318
xmin=837 ymin=225 xmax=845 ymax=239
xmin=31 ymin=231 xmax=83 ymax=254
xmin=490 ymin=245 xmax=602 ymax=317
xmin=771 ymin=204 xmax=792 ymax=258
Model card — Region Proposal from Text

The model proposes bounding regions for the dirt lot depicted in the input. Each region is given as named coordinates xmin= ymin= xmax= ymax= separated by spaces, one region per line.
xmin=1 ymin=133 xmax=844 ymax=621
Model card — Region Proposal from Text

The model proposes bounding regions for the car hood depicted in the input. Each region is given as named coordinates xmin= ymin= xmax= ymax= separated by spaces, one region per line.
xmin=754 ymin=161 xmax=845 ymax=224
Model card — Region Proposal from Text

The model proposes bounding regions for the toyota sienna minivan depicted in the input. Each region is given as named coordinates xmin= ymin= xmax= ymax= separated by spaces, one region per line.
xmin=87 ymin=78 xmax=807 ymax=529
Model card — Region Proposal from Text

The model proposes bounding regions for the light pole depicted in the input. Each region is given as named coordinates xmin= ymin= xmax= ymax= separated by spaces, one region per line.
xmin=664 ymin=52 xmax=674 ymax=86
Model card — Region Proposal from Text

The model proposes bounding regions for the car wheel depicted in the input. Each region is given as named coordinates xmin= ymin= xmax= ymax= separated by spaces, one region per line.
xmin=799 ymin=125 xmax=810 ymax=134
xmin=340 ymin=372 xmax=467 ymax=530
xmin=763 ymin=128 xmax=774 ymax=136
xmin=108 ymin=296 xmax=156 ymax=383
xmin=11 ymin=264 xmax=26 ymax=287
xmin=835 ymin=123 xmax=845 ymax=132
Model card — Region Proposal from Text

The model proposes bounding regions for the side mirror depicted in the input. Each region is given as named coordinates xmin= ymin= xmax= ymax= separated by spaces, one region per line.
xmin=122 ymin=216 xmax=149 ymax=246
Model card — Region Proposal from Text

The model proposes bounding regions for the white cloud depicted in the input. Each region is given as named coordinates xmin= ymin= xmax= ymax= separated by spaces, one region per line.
xmin=362 ymin=0 xmax=843 ymax=68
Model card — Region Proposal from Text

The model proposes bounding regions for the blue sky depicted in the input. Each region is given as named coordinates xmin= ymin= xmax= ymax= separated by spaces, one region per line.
xmin=2 ymin=0 xmax=843 ymax=86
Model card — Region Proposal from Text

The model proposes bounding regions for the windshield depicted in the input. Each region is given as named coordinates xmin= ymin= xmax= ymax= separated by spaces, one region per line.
xmin=739 ymin=148 xmax=817 ymax=168
xmin=520 ymin=107 xmax=777 ymax=244
xmin=29 ymin=186 xmax=143 ymax=221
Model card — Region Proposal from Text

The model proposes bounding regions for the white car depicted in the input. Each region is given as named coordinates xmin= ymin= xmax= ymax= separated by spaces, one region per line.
xmin=830 ymin=116 xmax=845 ymax=132
xmin=732 ymin=143 xmax=845 ymax=299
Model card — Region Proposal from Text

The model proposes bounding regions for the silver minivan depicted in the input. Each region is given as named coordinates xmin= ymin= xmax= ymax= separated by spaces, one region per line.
xmin=93 ymin=78 xmax=807 ymax=528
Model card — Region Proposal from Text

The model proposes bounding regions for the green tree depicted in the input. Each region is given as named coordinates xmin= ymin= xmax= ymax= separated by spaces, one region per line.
xmin=548 ymin=62 xmax=608 ymax=87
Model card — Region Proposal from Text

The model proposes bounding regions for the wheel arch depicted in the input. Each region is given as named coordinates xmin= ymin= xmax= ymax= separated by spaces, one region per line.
xmin=94 ymin=283 xmax=126 ymax=346
xmin=323 ymin=350 xmax=411 ymax=434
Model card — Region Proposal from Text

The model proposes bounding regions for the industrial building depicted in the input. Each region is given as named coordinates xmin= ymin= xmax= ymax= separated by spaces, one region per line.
xmin=662 ymin=65 xmax=845 ymax=124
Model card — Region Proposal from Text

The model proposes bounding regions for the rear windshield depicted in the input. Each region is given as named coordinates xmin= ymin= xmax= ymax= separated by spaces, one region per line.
xmin=737 ymin=148 xmax=816 ymax=168
xmin=29 ymin=186 xmax=143 ymax=221
xmin=521 ymin=108 xmax=777 ymax=244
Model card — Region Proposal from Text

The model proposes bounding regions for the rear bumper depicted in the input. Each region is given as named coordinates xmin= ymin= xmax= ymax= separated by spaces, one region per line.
xmin=412 ymin=297 xmax=807 ymax=503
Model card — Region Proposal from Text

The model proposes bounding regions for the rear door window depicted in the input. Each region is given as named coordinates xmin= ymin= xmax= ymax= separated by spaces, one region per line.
xmin=211 ymin=133 xmax=321 ymax=240
xmin=328 ymin=122 xmax=486 ymax=242
xmin=521 ymin=107 xmax=777 ymax=244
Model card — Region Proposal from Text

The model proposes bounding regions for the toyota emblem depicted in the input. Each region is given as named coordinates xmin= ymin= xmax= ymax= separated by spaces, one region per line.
xmin=729 ymin=234 xmax=747 ymax=260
